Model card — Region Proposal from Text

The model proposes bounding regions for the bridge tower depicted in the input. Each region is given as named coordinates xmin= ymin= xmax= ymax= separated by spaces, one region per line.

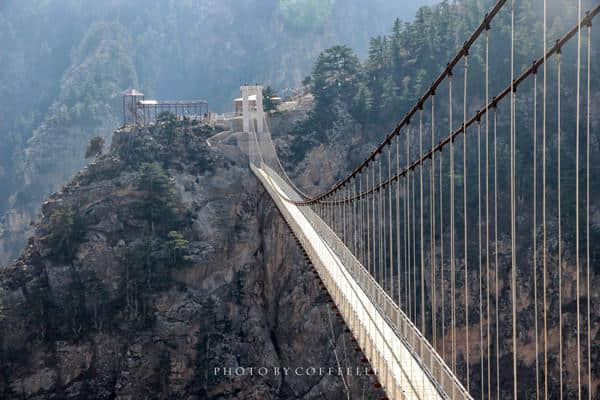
xmin=122 ymin=89 xmax=144 ymax=126
xmin=240 ymin=85 xmax=264 ymax=134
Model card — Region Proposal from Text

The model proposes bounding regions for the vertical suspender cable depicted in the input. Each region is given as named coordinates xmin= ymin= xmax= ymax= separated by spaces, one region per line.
xmin=397 ymin=136 xmax=402 ymax=314
xmin=389 ymin=145 xmax=393 ymax=299
xmin=413 ymin=153 xmax=417 ymax=322
xmin=379 ymin=158 xmax=384 ymax=287
xmin=586 ymin=19 xmax=592 ymax=400
xmin=359 ymin=177 xmax=363 ymax=266
xmin=575 ymin=2 xmax=582 ymax=398
xmin=367 ymin=171 xmax=371 ymax=278
xmin=440 ymin=149 xmax=445 ymax=362
xmin=510 ymin=1 xmax=518 ymax=397
xmin=542 ymin=1 xmax=549 ymax=397
xmin=373 ymin=166 xmax=377 ymax=284
xmin=352 ymin=184 xmax=356 ymax=256
xmin=478 ymin=120 xmax=484 ymax=400
xmin=343 ymin=184 xmax=347 ymax=246
xmin=431 ymin=95 xmax=437 ymax=351
xmin=420 ymin=108 xmax=425 ymax=339
xmin=533 ymin=68 xmax=540 ymax=400
xmin=348 ymin=185 xmax=352 ymax=256
xmin=404 ymin=130 xmax=409 ymax=314
xmin=407 ymin=125 xmax=412 ymax=321
xmin=558 ymin=47 xmax=563 ymax=400
xmin=450 ymin=72 xmax=457 ymax=375
xmin=485 ymin=26 xmax=492 ymax=400
xmin=494 ymin=107 xmax=500 ymax=400
xmin=463 ymin=53 xmax=470 ymax=392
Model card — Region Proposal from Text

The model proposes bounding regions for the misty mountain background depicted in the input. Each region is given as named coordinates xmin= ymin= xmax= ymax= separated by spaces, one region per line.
xmin=0 ymin=0 xmax=435 ymax=264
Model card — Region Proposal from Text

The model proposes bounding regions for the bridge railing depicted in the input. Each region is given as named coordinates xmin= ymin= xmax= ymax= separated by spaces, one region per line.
xmin=300 ymin=187 xmax=470 ymax=400
xmin=250 ymin=119 xmax=471 ymax=398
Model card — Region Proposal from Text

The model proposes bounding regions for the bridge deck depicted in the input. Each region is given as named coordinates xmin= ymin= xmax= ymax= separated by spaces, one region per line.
xmin=253 ymin=164 xmax=449 ymax=400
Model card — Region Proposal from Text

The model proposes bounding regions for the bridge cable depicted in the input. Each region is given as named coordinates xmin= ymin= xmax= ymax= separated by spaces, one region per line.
xmin=412 ymin=150 xmax=418 ymax=325
xmin=342 ymin=184 xmax=346 ymax=252
xmin=388 ymin=144 xmax=394 ymax=301
xmin=477 ymin=119 xmax=484 ymax=400
xmin=542 ymin=0 xmax=549 ymax=397
xmin=380 ymin=157 xmax=386 ymax=291
xmin=372 ymin=166 xmax=377 ymax=286
xmin=407 ymin=125 xmax=413 ymax=323
xmin=354 ymin=179 xmax=358 ymax=264
xmin=440 ymin=147 xmax=445 ymax=364
xmin=450 ymin=71 xmax=457 ymax=377
xmin=485 ymin=25 xmax=492 ymax=400
xmin=396 ymin=132 xmax=402 ymax=315
xmin=431 ymin=94 xmax=437 ymax=355
xmin=510 ymin=0 xmax=518 ymax=397
xmin=288 ymin=0 xmax=509 ymax=206
xmin=575 ymin=1 xmax=582 ymax=398
xmin=420 ymin=107 xmax=426 ymax=348
xmin=359 ymin=175 xmax=363 ymax=270
xmin=367 ymin=171 xmax=371 ymax=278
xmin=533 ymin=61 xmax=540 ymax=400
xmin=379 ymin=159 xmax=384 ymax=287
xmin=493 ymin=106 xmax=500 ymax=400
xmin=463 ymin=52 xmax=470 ymax=393
xmin=586 ymin=18 xmax=592 ymax=400
xmin=557 ymin=47 xmax=563 ymax=400
xmin=326 ymin=306 xmax=350 ymax=396
xmin=406 ymin=135 xmax=410 ymax=320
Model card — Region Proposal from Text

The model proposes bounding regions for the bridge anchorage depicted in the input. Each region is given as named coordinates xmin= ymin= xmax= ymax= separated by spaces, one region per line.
xmin=247 ymin=1 xmax=599 ymax=399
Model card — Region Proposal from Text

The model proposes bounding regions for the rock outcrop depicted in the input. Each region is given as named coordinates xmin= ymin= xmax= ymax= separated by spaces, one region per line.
xmin=0 ymin=118 xmax=378 ymax=399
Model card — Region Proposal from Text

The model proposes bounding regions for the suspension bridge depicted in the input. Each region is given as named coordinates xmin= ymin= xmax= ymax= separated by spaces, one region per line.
xmin=246 ymin=1 xmax=599 ymax=398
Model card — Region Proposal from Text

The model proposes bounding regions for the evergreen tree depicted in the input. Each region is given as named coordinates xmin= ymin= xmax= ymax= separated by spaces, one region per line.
xmin=262 ymin=86 xmax=278 ymax=112
xmin=166 ymin=230 xmax=190 ymax=267
xmin=137 ymin=162 xmax=178 ymax=233
xmin=85 ymin=136 xmax=104 ymax=159
xmin=41 ymin=204 xmax=84 ymax=262
xmin=311 ymin=45 xmax=360 ymax=110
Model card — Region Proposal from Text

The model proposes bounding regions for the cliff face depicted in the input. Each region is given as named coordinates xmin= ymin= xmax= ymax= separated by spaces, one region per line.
xmin=0 ymin=119 xmax=377 ymax=399
xmin=0 ymin=22 xmax=138 ymax=265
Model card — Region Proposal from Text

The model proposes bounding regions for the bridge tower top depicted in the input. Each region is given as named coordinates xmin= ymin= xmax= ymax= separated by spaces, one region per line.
xmin=240 ymin=85 xmax=264 ymax=134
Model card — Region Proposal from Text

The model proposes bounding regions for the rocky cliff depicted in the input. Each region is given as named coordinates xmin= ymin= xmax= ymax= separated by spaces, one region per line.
xmin=0 ymin=116 xmax=380 ymax=399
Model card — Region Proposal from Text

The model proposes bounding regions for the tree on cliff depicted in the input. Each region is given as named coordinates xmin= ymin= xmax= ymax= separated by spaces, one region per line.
xmin=137 ymin=162 xmax=177 ymax=234
xmin=41 ymin=204 xmax=84 ymax=262
xmin=166 ymin=230 xmax=190 ymax=267
xmin=262 ymin=86 xmax=278 ymax=112
xmin=85 ymin=136 xmax=104 ymax=159
xmin=310 ymin=45 xmax=360 ymax=111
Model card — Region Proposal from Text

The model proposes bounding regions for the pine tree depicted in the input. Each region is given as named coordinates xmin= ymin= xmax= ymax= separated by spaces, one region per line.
xmin=262 ymin=86 xmax=278 ymax=112
xmin=85 ymin=136 xmax=104 ymax=159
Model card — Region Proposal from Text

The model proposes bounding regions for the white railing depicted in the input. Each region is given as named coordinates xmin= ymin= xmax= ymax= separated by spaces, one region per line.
xmin=249 ymin=127 xmax=471 ymax=400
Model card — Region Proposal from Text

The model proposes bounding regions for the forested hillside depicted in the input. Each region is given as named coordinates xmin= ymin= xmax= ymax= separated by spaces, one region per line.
xmin=275 ymin=0 xmax=600 ymax=397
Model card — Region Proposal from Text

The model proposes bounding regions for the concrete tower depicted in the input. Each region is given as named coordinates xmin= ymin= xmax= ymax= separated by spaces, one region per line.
xmin=240 ymin=85 xmax=264 ymax=134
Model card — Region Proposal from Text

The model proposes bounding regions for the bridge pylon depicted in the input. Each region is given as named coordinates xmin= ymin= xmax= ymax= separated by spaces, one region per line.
xmin=241 ymin=85 xmax=264 ymax=134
